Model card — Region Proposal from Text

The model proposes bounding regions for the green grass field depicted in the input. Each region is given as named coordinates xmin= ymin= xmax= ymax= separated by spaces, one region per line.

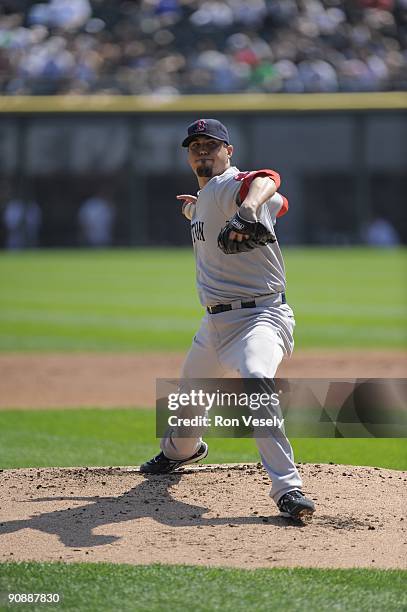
xmin=0 ymin=248 xmax=405 ymax=611
xmin=0 ymin=408 xmax=406 ymax=470
xmin=1 ymin=563 xmax=406 ymax=612
xmin=0 ymin=248 xmax=405 ymax=351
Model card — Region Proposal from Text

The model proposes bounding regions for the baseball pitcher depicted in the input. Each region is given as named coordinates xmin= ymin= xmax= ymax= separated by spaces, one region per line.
xmin=141 ymin=119 xmax=315 ymax=522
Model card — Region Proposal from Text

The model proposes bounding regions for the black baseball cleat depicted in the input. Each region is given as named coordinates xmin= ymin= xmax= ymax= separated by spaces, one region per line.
xmin=277 ymin=490 xmax=315 ymax=523
xmin=140 ymin=442 xmax=208 ymax=474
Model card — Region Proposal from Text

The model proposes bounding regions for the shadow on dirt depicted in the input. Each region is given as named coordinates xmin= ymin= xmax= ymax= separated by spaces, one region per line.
xmin=0 ymin=472 xmax=308 ymax=548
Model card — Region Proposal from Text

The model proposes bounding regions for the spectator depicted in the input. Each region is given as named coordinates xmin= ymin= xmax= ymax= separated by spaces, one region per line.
xmin=28 ymin=0 xmax=91 ymax=31
xmin=365 ymin=216 xmax=401 ymax=247
xmin=2 ymin=197 xmax=42 ymax=249
xmin=78 ymin=194 xmax=115 ymax=247
xmin=0 ymin=0 xmax=405 ymax=95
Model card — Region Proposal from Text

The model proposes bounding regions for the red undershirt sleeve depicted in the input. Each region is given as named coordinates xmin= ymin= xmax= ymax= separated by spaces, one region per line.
xmin=234 ymin=169 xmax=288 ymax=218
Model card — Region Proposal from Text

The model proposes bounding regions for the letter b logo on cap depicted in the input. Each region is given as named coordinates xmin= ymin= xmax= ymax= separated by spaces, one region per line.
xmin=196 ymin=120 xmax=207 ymax=132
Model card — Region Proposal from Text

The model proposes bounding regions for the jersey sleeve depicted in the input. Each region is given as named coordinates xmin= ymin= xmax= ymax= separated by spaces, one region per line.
xmin=234 ymin=169 xmax=288 ymax=222
xmin=234 ymin=169 xmax=281 ymax=204
xmin=266 ymin=192 xmax=289 ymax=221
xmin=213 ymin=169 xmax=288 ymax=220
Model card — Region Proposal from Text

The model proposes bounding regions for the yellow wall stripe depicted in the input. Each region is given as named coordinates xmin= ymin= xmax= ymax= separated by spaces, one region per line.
xmin=0 ymin=92 xmax=406 ymax=113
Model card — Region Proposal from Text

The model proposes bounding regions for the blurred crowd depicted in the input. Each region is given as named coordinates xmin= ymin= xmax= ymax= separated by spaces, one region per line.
xmin=0 ymin=0 xmax=406 ymax=95
xmin=2 ymin=190 xmax=116 ymax=248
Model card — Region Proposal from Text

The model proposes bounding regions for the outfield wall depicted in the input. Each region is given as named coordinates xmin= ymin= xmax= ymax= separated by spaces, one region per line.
xmin=0 ymin=93 xmax=406 ymax=247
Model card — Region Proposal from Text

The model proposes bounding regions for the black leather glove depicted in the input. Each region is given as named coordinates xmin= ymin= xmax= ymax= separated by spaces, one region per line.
xmin=217 ymin=212 xmax=276 ymax=255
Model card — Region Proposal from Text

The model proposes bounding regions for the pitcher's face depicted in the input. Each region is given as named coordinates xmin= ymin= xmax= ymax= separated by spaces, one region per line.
xmin=187 ymin=136 xmax=233 ymax=179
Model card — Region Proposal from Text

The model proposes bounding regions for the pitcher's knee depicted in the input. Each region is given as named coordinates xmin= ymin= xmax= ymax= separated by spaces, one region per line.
xmin=240 ymin=361 xmax=271 ymax=379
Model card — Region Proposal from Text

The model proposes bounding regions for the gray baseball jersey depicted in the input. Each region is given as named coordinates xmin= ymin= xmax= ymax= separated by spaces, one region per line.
xmin=187 ymin=166 xmax=288 ymax=307
xmin=161 ymin=164 xmax=303 ymax=502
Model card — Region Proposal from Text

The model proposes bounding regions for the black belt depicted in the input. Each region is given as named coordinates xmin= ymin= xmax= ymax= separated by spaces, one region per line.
xmin=207 ymin=292 xmax=286 ymax=315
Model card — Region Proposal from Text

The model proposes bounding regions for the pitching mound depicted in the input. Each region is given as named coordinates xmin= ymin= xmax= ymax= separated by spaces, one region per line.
xmin=1 ymin=463 xmax=405 ymax=569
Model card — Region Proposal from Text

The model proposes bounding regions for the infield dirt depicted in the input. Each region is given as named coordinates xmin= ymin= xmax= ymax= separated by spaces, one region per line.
xmin=0 ymin=463 xmax=406 ymax=569
xmin=0 ymin=349 xmax=405 ymax=409
xmin=1 ymin=350 xmax=406 ymax=570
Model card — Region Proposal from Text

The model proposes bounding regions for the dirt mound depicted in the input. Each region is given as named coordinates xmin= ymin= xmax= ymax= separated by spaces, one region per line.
xmin=0 ymin=350 xmax=405 ymax=409
xmin=1 ymin=463 xmax=405 ymax=569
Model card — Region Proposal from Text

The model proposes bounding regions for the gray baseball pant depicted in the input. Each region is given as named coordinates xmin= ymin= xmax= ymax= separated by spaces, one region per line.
xmin=160 ymin=293 xmax=303 ymax=503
